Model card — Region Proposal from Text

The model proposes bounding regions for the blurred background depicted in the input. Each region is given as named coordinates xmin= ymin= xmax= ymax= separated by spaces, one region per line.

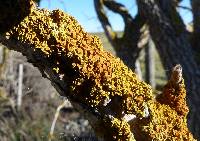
xmin=0 ymin=0 xmax=197 ymax=140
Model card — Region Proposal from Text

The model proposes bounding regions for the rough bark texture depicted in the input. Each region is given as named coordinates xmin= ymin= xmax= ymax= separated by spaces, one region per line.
xmin=145 ymin=38 xmax=155 ymax=88
xmin=191 ymin=0 xmax=200 ymax=61
xmin=0 ymin=0 xmax=197 ymax=140
xmin=94 ymin=0 xmax=147 ymax=71
xmin=137 ymin=0 xmax=200 ymax=139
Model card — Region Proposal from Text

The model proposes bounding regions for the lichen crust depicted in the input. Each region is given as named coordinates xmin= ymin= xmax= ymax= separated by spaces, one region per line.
xmin=7 ymin=4 xmax=153 ymax=118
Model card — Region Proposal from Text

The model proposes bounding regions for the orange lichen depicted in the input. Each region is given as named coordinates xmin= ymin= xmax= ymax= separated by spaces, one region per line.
xmin=157 ymin=79 xmax=189 ymax=116
xmin=2 ymin=1 xmax=196 ymax=140
xmin=141 ymin=100 xmax=195 ymax=141
xmin=141 ymin=75 xmax=195 ymax=141
xmin=103 ymin=116 xmax=135 ymax=141
xmin=157 ymin=64 xmax=189 ymax=116
xmin=7 ymin=3 xmax=153 ymax=119
xmin=128 ymin=66 xmax=196 ymax=141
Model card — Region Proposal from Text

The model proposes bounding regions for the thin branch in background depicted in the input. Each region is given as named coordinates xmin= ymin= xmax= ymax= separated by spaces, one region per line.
xmin=178 ymin=5 xmax=192 ymax=11
xmin=42 ymin=0 xmax=66 ymax=11
xmin=104 ymin=0 xmax=133 ymax=21
xmin=94 ymin=0 xmax=118 ymax=43
xmin=82 ymin=12 xmax=97 ymax=21
xmin=24 ymin=88 xmax=33 ymax=95
xmin=48 ymin=100 xmax=68 ymax=141
xmin=17 ymin=64 xmax=23 ymax=110
xmin=177 ymin=5 xmax=192 ymax=23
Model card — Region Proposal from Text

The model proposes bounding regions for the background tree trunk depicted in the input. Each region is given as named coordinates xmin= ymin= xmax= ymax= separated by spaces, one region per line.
xmin=94 ymin=0 xmax=147 ymax=73
xmin=137 ymin=0 xmax=200 ymax=139
xmin=145 ymin=38 xmax=155 ymax=88
xmin=191 ymin=0 xmax=200 ymax=61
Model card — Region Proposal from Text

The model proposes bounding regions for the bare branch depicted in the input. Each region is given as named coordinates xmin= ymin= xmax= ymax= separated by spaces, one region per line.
xmin=103 ymin=0 xmax=133 ymax=24
xmin=49 ymin=100 xmax=68 ymax=141
xmin=102 ymin=0 xmax=145 ymax=46
xmin=177 ymin=5 xmax=192 ymax=11
xmin=94 ymin=0 xmax=118 ymax=45
xmin=94 ymin=0 xmax=146 ymax=71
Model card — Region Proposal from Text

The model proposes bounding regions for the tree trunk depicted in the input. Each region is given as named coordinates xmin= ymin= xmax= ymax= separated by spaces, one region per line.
xmin=191 ymin=0 xmax=200 ymax=61
xmin=137 ymin=0 xmax=200 ymax=139
xmin=135 ymin=59 xmax=142 ymax=80
xmin=94 ymin=0 xmax=147 ymax=72
xmin=145 ymin=38 xmax=155 ymax=88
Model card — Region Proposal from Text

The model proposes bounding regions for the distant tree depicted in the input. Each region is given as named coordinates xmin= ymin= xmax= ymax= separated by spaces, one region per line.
xmin=191 ymin=0 xmax=200 ymax=58
xmin=94 ymin=0 xmax=148 ymax=74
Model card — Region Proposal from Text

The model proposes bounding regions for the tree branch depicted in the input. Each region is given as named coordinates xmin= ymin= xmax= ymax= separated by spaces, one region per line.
xmin=103 ymin=0 xmax=133 ymax=24
xmin=178 ymin=5 xmax=192 ymax=11
xmin=157 ymin=0 xmax=186 ymax=33
xmin=94 ymin=0 xmax=146 ymax=71
xmin=191 ymin=0 xmax=200 ymax=58
xmin=94 ymin=0 xmax=118 ymax=46
xmin=0 ymin=0 xmax=196 ymax=140
xmin=137 ymin=0 xmax=200 ymax=139
xmin=0 ymin=1 xmax=152 ymax=140
xmin=100 ymin=0 xmax=146 ymax=49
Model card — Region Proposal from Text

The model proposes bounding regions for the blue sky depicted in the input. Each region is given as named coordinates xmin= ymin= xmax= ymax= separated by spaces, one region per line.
xmin=39 ymin=0 xmax=192 ymax=33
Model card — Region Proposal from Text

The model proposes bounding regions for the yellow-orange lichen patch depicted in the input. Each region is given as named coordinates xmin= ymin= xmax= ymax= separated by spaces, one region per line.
xmin=103 ymin=116 xmax=136 ymax=141
xmin=142 ymin=100 xmax=196 ymax=141
xmin=128 ymin=67 xmax=196 ymax=141
xmin=156 ymin=65 xmax=189 ymax=116
xmin=7 ymin=3 xmax=153 ymax=118
xmin=140 ymin=64 xmax=196 ymax=140
xmin=1 ymin=1 xmax=197 ymax=140
xmin=157 ymin=79 xmax=189 ymax=116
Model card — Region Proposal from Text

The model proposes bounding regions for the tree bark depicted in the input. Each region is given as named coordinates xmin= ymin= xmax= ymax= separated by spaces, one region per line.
xmin=0 ymin=0 xmax=197 ymax=140
xmin=145 ymin=38 xmax=155 ymax=88
xmin=0 ymin=1 xmax=152 ymax=140
xmin=137 ymin=0 xmax=200 ymax=139
xmin=191 ymin=0 xmax=200 ymax=60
